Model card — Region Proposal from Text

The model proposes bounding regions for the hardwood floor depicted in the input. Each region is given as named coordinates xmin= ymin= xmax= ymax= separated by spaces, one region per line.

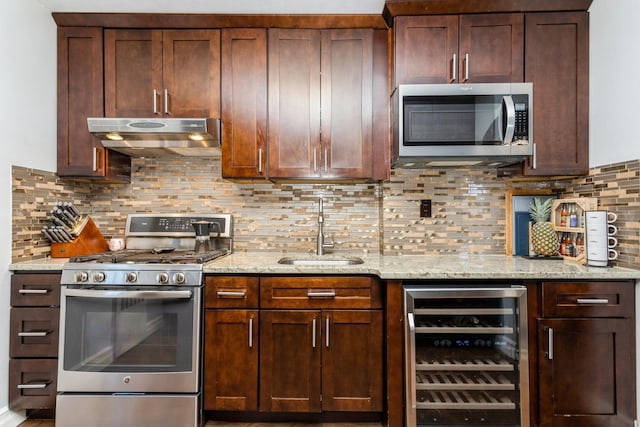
xmin=19 ymin=421 xmax=382 ymax=427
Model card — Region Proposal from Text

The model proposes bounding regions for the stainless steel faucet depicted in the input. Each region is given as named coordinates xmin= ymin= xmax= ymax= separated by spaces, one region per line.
xmin=317 ymin=198 xmax=335 ymax=255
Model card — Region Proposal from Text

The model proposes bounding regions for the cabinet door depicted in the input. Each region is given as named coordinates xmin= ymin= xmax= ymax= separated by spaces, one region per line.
xmin=162 ymin=29 xmax=220 ymax=118
xmin=260 ymin=310 xmax=321 ymax=412
xmin=268 ymin=29 xmax=321 ymax=178
xmin=395 ymin=15 xmax=459 ymax=85
xmin=524 ymin=12 xmax=589 ymax=176
xmin=204 ymin=310 xmax=258 ymax=411
xmin=320 ymin=29 xmax=373 ymax=179
xmin=105 ymin=29 xmax=162 ymax=118
xmin=458 ymin=14 xmax=524 ymax=82
xmin=221 ymin=29 xmax=268 ymax=179
xmin=322 ymin=310 xmax=383 ymax=412
xmin=58 ymin=27 xmax=130 ymax=182
xmin=9 ymin=359 xmax=57 ymax=410
xmin=538 ymin=318 xmax=635 ymax=426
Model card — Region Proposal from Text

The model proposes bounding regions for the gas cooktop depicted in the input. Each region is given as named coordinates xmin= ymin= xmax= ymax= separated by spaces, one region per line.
xmin=69 ymin=248 xmax=230 ymax=265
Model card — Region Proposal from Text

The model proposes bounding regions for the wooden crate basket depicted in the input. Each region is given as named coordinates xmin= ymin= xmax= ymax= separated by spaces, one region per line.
xmin=50 ymin=216 xmax=109 ymax=258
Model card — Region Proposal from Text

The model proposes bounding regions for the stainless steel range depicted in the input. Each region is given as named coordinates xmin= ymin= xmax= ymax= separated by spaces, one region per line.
xmin=56 ymin=213 xmax=232 ymax=427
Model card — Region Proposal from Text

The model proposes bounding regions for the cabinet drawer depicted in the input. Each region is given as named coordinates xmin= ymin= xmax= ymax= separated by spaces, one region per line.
xmin=205 ymin=276 xmax=259 ymax=308
xmin=9 ymin=358 xmax=57 ymax=410
xmin=10 ymin=308 xmax=60 ymax=358
xmin=542 ymin=281 xmax=634 ymax=318
xmin=260 ymin=276 xmax=381 ymax=309
xmin=11 ymin=274 xmax=61 ymax=307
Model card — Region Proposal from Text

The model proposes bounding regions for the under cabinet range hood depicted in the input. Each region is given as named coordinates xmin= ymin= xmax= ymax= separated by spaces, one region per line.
xmin=87 ymin=117 xmax=221 ymax=157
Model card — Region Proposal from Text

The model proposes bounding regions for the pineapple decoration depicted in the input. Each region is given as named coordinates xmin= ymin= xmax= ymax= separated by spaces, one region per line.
xmin=529 ymin=198 xmax=560 ymax=256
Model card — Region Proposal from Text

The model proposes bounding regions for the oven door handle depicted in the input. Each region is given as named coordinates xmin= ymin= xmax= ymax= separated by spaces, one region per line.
xmin=64 ymin=288 xmax=193 ymax=300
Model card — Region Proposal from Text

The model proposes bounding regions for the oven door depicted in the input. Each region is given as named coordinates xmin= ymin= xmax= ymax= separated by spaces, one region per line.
xmin=57 ymin=285 xmax=201 ymax=393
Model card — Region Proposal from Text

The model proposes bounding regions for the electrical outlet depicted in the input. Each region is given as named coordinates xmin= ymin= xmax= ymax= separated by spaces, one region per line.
xmin=420 ymin=199 xmax=432 ymax=218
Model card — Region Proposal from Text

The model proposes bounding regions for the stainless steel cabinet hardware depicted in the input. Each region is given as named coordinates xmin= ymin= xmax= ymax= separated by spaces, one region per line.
xmin=249 ymin=317 xmax=253 ymax=348
xmin=312 ymin=318 xmax=317 ymax=348
xmin=451 ymin=53 xmax=457 ymax=82
xmin=92 ymin=147 xmax=97 ymax=172
xmin=18 ymin=382 xmax=50 ymax=390
xmin=258 ymin=148 xmax=263 ymax=174
xmin=217 ymin=291 xmax=246 ymax=298
xmin=548 ymin=327 xmax=554 ymax=360
xmin=164 ymin=89 xmax=169 ymax=115
xmin=576 ymin=298 xmax=609 ymax=304
xmin=326 ymin=317 xmax=330 ymax=348
xmin=463 ymin=53 xmax=470 ymax=82
xmin=18 ymin=331 xmax=50 ymax=337
xmin=324 ymin=148 xmax=328 ymax=173
xmin=307 ymin=291 xmax=336 ymax=298
xmin=313 ymin=149 xmax=318 ymax=173
xmin=18 ymin=289 xmax=49 ymax=294
xmin=153 ymin=89 xmax=159 ymax=114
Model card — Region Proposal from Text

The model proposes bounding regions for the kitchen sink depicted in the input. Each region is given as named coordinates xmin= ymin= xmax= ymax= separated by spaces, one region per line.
xmin=277 ymin=256 xmax=364 ymax=266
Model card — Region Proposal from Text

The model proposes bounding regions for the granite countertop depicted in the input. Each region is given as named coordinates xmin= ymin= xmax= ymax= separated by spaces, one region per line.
xmin=12 ymin=252 xmax=639 ymax=280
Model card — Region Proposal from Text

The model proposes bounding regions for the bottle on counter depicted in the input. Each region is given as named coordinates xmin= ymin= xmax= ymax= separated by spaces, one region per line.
xmin=560 ymin=204 xmax=568 ymax=227
xmin=569 ymin=204 xmax=578 ymax=227
xmin=565 ymin=234 xmax=574 ymax=257
xmin=575 ymin=233 xmax=585 ymax=256
xmin=559 ymin=233 xmax=567 ymax=255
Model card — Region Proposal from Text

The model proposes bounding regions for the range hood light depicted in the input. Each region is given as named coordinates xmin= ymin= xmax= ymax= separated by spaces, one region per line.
xmin=188 ymin=133 xmax=204 ymax=141
xmin=105 ymin=132 xmax=124 ymax=141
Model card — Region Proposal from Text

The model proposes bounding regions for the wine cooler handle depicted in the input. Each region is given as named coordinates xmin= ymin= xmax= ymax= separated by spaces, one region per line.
xmin=407 ymin=312 xmax=417 ymax=410
xmin=548 ymin=327 xmax=554 ymax=360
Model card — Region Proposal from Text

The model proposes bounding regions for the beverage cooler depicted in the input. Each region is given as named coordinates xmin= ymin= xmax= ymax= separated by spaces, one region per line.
xmin=404 ymin=285 xmax=529 ymax=427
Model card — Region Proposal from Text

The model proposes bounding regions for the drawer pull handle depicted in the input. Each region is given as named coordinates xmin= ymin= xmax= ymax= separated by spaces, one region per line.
xmin=18 ymin=331 xmax=50 ymax=337
xmin=217 ymin=291 xmax=246 ymax=298
xmin=18 ymin=289 xmax=50 ymax=294
xmin=18 ymin=382 xmax=50 ymax=390
xmin=576 ymin=298 xmax=609 ymax=304
xmin=307 ymin=291 xmax=336 ymax=298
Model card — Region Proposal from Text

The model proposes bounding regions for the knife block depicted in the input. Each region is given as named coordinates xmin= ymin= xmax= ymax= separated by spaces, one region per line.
xmin=50 ymin=217 xmax=109 ymax=258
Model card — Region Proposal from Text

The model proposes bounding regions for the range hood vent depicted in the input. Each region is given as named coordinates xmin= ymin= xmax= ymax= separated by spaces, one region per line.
xmin=87 ymin=117 xmax=221 ymax=157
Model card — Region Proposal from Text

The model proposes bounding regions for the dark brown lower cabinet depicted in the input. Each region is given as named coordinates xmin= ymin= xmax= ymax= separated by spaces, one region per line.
xmin=204 ymin=309 xmax=259 ymax=411
xmin=537 ymin=281 xmax=635 ymax=427
xmin=259 ymin=309 xmax=383 ymax=413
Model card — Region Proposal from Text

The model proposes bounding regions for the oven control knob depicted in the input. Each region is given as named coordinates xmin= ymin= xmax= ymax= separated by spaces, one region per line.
xmin=92 ymin=272 xmax=106 ymax=283
xmin=123 ymin=376 xmax=131 ymax=384
xmin=173 ymin=272 xmax=186 ymax=284
xmin=126 ymin=272 xmax=138 ymax=283
xmin=158 ymin=272 xmax=170 ymax=284
xmin=74 ymin=271 xmax=89 ymax=283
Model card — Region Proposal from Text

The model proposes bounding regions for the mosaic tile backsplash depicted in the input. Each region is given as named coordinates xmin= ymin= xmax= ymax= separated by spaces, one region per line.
xmin=11 ymin=158 xmax=640 ymax=269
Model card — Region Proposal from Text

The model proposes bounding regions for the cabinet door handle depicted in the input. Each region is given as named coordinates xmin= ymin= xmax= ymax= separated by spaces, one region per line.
xmin=576 ymin=298 xmax=609 ymax=304
xmin=18 ymin=382 xmax=50 ymax=390
xmin=92 ymin=147 xmax=98 ymax=172
xmin=324 ymin=148 xmax=328 ymax=173
xmin=325 ymin=316 xmax=330 ymax=348
xmin=307 ymin=291 xmax=336 ymax=298
xmin=258 ymin=148 xmax=263 ymax=174
xmin=450 ymin=53 xmax=457 ymax=82
xmin=18 ymin=331 xmax=50 ymax=337
xmin=532 ymin=143 xmax=537 ymax=169
xmin=312 ymin=318 xmax=317 ymax=348
xmin=164 ymin=89 xmax=170 ymax=115
xmin=217 ymin=291 xmax=246 ymax=298
xmin=153 ymin=89 xmax=159 ymax=114
xmin=18 ymin=289 xmax=50 ymax=294
xmin=248 ymin=317 xmax=253 ymax=348
xmin=463 ymin=53 xmax=469 ymax=82
xmin=548 ymin=327 xmax=554 ymax=360
xmin=313 ymin=149 xmax=318 ymax=173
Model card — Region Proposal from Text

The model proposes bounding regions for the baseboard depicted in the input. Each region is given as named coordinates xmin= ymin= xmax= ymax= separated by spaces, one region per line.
xmin=0 ymin=407 xmax=26 ymax=427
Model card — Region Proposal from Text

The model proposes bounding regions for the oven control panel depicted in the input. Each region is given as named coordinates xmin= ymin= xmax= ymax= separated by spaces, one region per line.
xmin=62 ymin=264 xmax=203 ymax=287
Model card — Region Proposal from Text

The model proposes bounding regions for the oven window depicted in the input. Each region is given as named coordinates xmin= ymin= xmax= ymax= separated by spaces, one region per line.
xmin=62 ymin=289 xmax=195 ymax=373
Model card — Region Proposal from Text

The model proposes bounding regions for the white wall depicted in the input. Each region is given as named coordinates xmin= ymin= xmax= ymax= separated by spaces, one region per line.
xmin=0 ymin=0 xmax=57 ymax=423
xmin=589 ymin=0 xmax=640 ymax=166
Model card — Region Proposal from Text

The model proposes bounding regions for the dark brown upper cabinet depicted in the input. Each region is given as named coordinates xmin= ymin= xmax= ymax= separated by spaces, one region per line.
xmin=394 ymin=14 xmax=524 ymax=85
xmin=104 ymin=29 xmax=220 ymax=119
xmin=523 ymin=12 xmax=589 ymax=176
xmin=57 ymin=27 xmax=130 ymax=183
xmin=267 ymin=29 xmax=378 ymax=180
xmin=220 ymin=29 xmax=268 ymax=179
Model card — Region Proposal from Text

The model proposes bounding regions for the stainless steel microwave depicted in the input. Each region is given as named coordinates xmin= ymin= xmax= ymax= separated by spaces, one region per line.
xmin=392 ymin=83 xmax=533 ymax=167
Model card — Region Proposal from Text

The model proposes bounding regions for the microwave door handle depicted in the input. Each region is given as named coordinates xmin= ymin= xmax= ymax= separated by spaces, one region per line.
xmin=502 ymin=95 xmax=516 ymax=145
